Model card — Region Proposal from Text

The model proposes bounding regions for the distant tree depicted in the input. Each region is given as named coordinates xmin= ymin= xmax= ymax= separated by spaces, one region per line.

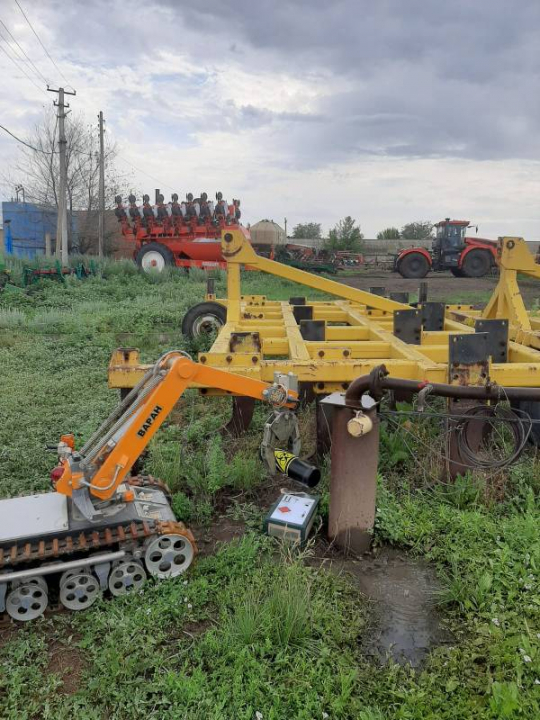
xmin=325 ymin=216 xmax=364 ymax=251
xmin=292 ymin=222 xmax=322 ymax=240
xmin=401 ymin=221 xmax=433 ymax=240
xmin=2 ymin=107 xmax=128 ymax=254
xmin=377 ymin=227 xmax=400 ymax=240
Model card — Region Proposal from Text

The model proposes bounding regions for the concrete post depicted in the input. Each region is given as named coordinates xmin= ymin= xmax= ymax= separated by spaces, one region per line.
xmin=45 ymin=232 xmax=52 ymax=257
xmin=48 ymin=86 xmax=76 ymax=264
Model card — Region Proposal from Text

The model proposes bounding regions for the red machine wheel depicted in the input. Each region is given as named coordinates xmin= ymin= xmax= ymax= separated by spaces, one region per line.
xmin=397 ymin=252 xmax=430 ymax=279
xmin=450 ymin=268 xmax=465 ymax=278
xmin=136 ymin=243 xmax=174 ymax=273
xmin=460 ymin=250 xmax=491 ymax=278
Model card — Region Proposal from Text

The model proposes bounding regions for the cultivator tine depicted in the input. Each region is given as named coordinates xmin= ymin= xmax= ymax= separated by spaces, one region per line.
xmin=447 ymin=398 xmax=488 ymax=478
xmin=223 ymin=397 xmax=256 ymax=437
xmin=315 ymin=396 xmax=333 ymax=457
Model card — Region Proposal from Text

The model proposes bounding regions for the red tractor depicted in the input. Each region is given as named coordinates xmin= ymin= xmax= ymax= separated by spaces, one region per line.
xmin=394 ymin=219 xmax=497 ymax=279
xmin=115 ymin=191 xmax=243 ymax=272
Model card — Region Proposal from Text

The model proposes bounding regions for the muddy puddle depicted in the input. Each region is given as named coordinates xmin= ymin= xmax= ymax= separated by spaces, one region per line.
xmin=323 ymin=548 xmax=452 ymax=667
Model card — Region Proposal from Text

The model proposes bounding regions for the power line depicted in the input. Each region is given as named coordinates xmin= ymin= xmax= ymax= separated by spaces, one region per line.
xmin=0 ymin=16 xmax=50 ymax=85
xmin=0 ymin=122 xmax=56 ymax=153
xmin=116 ymin=153 xmax=176 ymax=193
xmin=0 ymin=119 xmax=97 ymax=159
xmin=13 ymin=0 xmax=73 ymax=89
xmin=0 ymin=41 xmax=48 ymax=97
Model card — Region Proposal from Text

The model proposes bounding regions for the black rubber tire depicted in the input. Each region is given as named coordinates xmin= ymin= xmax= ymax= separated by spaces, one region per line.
xmin=181 ymin=301 xmax=227 ymax=339
xmin=450 ymin=268 xmax=465 ymax=278
xmin=460 ymin=250 xmax=491 ymax=278
xmin=396 ymin=252 xmax=430 ymax=279
xmin=135 ymin=242 xmax=174 ymax=273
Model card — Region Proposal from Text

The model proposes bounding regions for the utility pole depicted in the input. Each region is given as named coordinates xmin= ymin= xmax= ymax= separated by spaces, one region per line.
xmin=98 ymin=111 xmax=105 ymax=258
xmin=48 ymin=86 xmax=76 ymax=265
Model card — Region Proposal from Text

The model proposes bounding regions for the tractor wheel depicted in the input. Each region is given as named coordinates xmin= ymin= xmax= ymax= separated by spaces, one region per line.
xmin=450 ymin=268 xmax=465 ymax=278
xmin=460 ymin=250 xmax=491 ymax=278
xmin=396 ymin=252 xmax=430 ymax=279
xmin=181 ymin=301 xmax=226 ymax=340
xmin=136 ymin=242 xmax=174 ymax=273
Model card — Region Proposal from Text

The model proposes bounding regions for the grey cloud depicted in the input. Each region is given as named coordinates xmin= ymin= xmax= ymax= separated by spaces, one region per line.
xmin=271 ymin=79 xmax=540 ymax=169
xmin=170 ymin=0 xmax=540 ymax=79
xmin=147 ymin=0 xmax=540 ymax=164
xmin=237 ymin=104 xmax=324 ymax=128
xmin=5 ymin=0 xmax=539 ymax=169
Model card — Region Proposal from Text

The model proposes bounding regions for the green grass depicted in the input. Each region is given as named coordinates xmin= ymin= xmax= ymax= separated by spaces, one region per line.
xmin=0 ymin=262 xmax=539 ymax=719
xmin=445 ymin=289 xmax=494 ymax=305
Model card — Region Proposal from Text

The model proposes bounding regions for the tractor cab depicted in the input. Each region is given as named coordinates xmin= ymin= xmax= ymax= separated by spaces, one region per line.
xmin=432 ymin=219 xmax=469 ymax=267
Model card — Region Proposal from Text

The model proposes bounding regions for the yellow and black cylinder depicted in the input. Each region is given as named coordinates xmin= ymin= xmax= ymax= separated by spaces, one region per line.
xmin=273 ymin=449 xmax=320 ymax=487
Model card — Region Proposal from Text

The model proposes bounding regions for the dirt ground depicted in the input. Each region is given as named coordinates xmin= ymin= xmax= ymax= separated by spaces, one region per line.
xmin=338 ymin=269 xmax=540 ymax=308
xmin=45 ymin=637 xmax=86 ymax=694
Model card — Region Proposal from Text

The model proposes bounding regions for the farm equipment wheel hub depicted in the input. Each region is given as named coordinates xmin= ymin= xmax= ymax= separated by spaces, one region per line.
xmin=140 ymin=250 xmax=166 ymax=272
xmin=181 ymin=301 xmax=227 ymax=339
xmin=193 ymin=313 xmax=223 ymax=336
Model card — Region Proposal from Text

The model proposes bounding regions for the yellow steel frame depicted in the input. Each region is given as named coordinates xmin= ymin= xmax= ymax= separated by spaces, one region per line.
xmin=108 ymin=230 xmax=540 ymax=393
xmin=447 ymin=237 xmax=540 ymax=350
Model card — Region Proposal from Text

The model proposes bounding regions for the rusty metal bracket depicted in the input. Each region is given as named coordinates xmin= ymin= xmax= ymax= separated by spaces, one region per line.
xmin=393 ymin=309 xmax=421 ymax=345
xmin=229 ymin=332 xmax=262 ymax=354
xmin=292 ymin=305 xmax=313 ymax=323
xmin=421 ymin=302 xmax=445 ymax=331
xmin=448 ymin=333 xmax=489 ymax=477
xmin=475 ymin=319 xmax=508 ymax=363
xmin=389 ymin=291 xmax=410 ymax=303
xmin=300 ymin=320 xmax=325 ymax=341
xmin=449 ymin=332 xmax=489 ymax=368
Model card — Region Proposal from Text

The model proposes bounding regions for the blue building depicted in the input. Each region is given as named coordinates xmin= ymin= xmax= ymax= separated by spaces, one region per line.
xmin=1 ymin=201 xmax=78 ymax=259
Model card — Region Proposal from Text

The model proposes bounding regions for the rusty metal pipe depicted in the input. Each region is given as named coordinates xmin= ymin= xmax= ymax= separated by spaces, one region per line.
xmin=345 ymin=365 xmax=540 ymax=406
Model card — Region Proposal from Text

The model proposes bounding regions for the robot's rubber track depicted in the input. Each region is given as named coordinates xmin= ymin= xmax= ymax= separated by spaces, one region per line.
xmin=0 ymin=519 xmax=157 ymax=571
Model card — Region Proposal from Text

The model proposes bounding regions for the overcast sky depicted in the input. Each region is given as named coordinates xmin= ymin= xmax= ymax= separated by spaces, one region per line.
xmin=0 ymin=0 xmax=539 ymax=238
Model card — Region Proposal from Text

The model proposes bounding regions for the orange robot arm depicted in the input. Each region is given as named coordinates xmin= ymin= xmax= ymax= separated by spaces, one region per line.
xmin=54 ymin=354 xmax=297 ymax=503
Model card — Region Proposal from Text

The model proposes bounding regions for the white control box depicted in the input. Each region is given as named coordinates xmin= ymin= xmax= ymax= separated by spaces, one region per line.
xmin=263 ymin=493 xmax=319 ymax=543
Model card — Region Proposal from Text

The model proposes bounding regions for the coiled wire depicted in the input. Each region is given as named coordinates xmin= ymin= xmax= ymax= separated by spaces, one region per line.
xmin=455 ymin=405 xmax=532 ymax=470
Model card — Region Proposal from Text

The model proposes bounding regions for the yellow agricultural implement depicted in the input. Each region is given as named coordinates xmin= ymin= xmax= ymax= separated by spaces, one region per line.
xmin=109 ymin=230 xmax=540 ymax=393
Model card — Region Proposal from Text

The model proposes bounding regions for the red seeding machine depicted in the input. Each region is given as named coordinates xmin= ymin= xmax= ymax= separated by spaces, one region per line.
xmin=115 ymin=191 xmax=242 ymax=272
